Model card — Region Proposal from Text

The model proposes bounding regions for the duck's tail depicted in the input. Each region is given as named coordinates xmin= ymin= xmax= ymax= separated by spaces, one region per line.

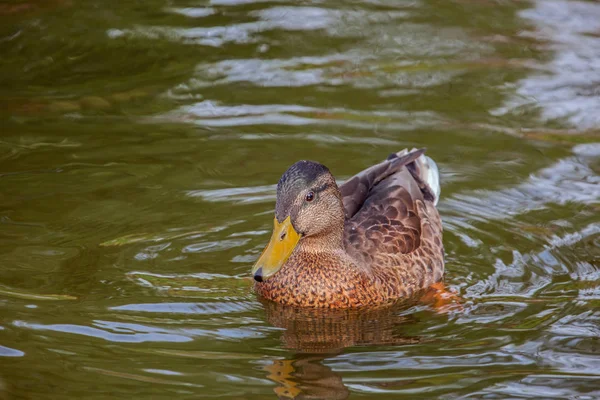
xmin=417 ymin=152 xmax=441 ymax=206
xmin=392 ymin=148 xmax=441 ymax=206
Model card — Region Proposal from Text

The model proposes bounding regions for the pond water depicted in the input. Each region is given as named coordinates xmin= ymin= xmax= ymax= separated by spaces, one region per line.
xmin=1 ymin=0 xmax=599 ymax=398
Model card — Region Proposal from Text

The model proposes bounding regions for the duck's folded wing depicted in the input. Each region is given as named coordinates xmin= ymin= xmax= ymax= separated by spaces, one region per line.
xmin=339 ymin=148 xmax=427 ymax=219
xmin=341 ymin=149 xmax=440 ymax=261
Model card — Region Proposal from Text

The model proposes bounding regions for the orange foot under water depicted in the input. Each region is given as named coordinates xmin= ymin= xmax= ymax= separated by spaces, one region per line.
xmin=420 ymin=282 xmax=464 ymax=313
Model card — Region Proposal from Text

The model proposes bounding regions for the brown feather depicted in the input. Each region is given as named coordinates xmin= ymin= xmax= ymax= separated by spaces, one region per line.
xmin=253 ymin=148 xmax=444 ymax=308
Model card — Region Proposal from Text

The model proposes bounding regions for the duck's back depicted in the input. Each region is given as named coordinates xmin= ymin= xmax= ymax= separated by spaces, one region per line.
xmin=340 ymin=149 xmax=444 ymax=296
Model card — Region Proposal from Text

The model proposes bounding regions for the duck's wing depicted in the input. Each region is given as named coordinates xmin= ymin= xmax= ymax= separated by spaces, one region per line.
xmin=341 ymin=148 xmax=441 ymax=261
xmin=340 ymin=149 xmax=435 ymax=219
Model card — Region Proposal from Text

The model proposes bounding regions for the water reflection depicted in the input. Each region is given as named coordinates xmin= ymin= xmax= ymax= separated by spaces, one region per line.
xmin=264 ymin=355 xmax=349 ymax=400
xmin=261 ymin=300 xmax=424 ymax=399
xmin=261 ymin=299 xmax=421 ymax=354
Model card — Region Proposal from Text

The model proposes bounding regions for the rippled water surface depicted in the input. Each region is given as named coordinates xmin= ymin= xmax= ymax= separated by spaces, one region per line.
xmin=1 ymin=0 xmax=599 ymax=398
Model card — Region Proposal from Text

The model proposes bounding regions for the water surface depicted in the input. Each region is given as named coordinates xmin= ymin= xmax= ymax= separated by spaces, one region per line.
xmin=1 ymin=0 xmax=599 ymax=398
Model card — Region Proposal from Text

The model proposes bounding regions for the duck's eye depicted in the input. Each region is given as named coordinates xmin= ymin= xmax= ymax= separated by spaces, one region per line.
xmin=305 ymin=191 xmax=314 ymax=202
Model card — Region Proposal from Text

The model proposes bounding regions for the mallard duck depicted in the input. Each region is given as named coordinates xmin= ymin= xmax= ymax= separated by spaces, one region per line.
xmin=252 ymin=148 xmax=444 ymax=308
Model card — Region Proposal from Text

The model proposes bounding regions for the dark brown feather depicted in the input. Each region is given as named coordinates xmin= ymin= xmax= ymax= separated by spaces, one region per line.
xmin=339 ymin=148 xmax=425 ymax=219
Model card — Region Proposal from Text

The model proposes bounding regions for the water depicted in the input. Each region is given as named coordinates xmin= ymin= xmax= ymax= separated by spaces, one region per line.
xmin=1 ymin=0 xmax=599 ymax=398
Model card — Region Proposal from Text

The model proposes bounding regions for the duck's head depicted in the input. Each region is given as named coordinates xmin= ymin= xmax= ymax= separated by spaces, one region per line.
xmin=252 ymin=160 xmax=344 ymax=282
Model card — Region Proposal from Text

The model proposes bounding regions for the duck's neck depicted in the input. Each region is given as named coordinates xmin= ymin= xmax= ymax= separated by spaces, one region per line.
xmin=297 ymin=223 xmax=345 ymax=254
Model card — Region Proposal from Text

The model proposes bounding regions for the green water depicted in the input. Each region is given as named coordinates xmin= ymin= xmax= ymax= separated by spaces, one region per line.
xmin=1 ymin=0 xmax=599 ymax=398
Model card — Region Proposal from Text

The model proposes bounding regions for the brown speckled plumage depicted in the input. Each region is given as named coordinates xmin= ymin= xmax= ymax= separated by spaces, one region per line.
xmin=253 ymin=148 xmax=444 ymax=308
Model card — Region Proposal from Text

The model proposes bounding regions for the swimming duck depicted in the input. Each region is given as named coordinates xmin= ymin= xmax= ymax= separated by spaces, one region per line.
xmin=252 ymin=148 xmax=444 ymax=308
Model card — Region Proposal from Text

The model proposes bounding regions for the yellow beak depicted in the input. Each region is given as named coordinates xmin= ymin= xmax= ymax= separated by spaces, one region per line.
xmin=252 ymin=216 xmax=301 ymax=282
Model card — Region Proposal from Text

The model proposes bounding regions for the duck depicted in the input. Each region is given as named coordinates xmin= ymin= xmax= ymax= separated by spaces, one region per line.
xmin=252 ymin=148 xmax=444 ymax=309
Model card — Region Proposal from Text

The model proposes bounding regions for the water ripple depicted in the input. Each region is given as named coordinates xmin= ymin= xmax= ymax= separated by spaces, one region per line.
xmin=111 ymin=301 xmax=258 ymax=315
xmin=13 ymin=320 xmax=193 ymax=343
xmin=161 ymin=100 xmax=446 ymax=129
xmin=495 ymin=0 xmax=600 ymax=130
xmin=331 ymin=350 xmax=536 ymax=371
xmin=165 ymin=7 xmax=215 ymax=18
xmin=0 ymin=345 xmax=24 ymax=357
xmin=442 ymin=152 xmax=600 ymax=223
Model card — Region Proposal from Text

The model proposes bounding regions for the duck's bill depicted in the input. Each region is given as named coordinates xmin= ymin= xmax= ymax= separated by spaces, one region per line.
xmin=252 ymin=216 xmax=301 ymax=282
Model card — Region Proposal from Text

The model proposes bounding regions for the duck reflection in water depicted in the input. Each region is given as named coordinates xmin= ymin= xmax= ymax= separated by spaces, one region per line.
xmin=260 ymin=297 xmax=430 ymax=400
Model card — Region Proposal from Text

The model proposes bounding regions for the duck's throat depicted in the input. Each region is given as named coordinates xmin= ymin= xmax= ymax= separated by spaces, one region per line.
xmin=297 ymin=226 xmax=345 ymax=254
